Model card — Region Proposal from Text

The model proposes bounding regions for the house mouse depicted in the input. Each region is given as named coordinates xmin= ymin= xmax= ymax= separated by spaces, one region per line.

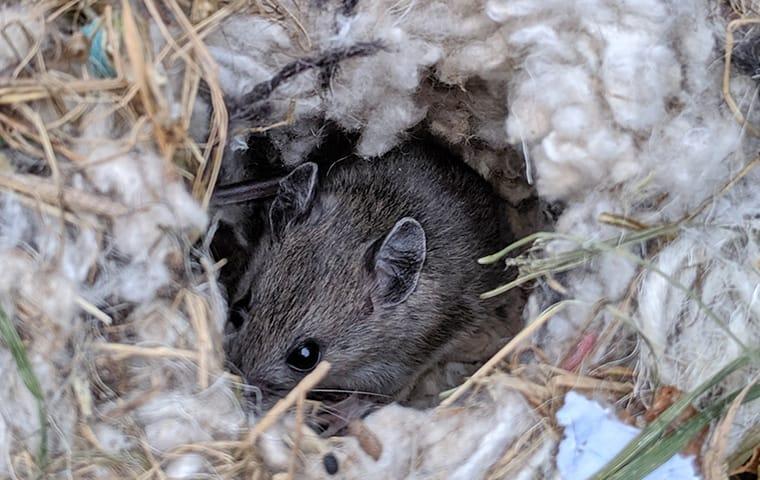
xmin=223 ymin=139 xmax=519 ymax=409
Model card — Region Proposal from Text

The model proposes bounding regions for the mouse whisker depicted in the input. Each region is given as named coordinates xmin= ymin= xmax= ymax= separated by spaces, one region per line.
xmin=314 ymin=406 xmax=350 ymax=420
xmin=310 ymin=388 xmax=392 ymax=399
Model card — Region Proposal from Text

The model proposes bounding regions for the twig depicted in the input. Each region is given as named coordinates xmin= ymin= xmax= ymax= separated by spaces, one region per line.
xmin=286 ymin=392 xmax=306 ymax=479
xmin=163 ymin=0 xmax=229 ymax=210
xmin=0 ymin=172 xmax=129 ymax=217
xmin=75 ymin=297 xmax=112 ymax=325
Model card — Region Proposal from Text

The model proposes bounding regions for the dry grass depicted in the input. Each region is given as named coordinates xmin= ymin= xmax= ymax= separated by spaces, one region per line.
xmin=0 ymin=1 xmax=266 ymax=478
xmin=0 ymin=1 xmax=339 ymax=477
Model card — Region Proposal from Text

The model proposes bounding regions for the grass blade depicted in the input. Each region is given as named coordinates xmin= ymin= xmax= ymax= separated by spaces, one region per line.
xmin=481 ymin=228 xmax=750 ymax=353
xmin=590 ymin=351 xmax=756 ymax=479
xmin=478 ymin=232 xmax=548 ymax=264
xmin=0 ymin=306 xmax=48 ymax=467
xmin=606 ymin=384 xmax=760 ymax=480
xmin=479 ymin=259 xmax=588 ymax=299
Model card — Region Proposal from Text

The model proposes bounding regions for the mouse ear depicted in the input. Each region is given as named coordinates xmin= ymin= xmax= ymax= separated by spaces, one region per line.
xmin=269 ymin=162 xmax=318 ymax=235
xmin=370 ymin=217 xmax=426 ymax=307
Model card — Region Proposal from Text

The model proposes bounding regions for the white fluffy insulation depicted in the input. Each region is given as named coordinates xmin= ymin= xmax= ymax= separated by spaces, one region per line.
xmin=503 ymin=0 xmax=760 ymax=453
xmin=0 ymin=118 xmax=250 ymax=476
xmin=0 ymin=102 xmax=238 ymax=473
xmin=0 ymin=0 xmax=758 ymax=479
xmin=260 ymin=378 xmax=555 ymax=480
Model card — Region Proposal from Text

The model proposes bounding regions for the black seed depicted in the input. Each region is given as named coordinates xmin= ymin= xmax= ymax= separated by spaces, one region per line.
xmin=323 ymin=453 xmax=339 ymax=475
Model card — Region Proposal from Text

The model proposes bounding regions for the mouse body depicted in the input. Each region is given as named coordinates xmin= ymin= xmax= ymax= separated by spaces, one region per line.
xmin=224 ymin=140 xmax=517 ymax=406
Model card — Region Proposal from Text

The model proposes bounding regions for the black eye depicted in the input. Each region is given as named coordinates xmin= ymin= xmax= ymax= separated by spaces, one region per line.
xmin=286 ymin=340 xmax=321 ymax=372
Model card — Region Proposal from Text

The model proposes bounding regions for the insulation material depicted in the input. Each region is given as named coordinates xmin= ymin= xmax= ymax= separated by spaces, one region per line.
xmin=204 ymin=1 xmax=517 ymax=168
xmin=634 ymin=182 xmax=760 ymax=450
xmin=0 ymin=0 xmax=757 ymax=479
xmin=260 ymin=380 xmax=555 ymax=479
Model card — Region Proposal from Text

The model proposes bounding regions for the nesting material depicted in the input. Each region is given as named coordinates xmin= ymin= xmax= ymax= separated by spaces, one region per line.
xmin=557 ymin=391 xmax=700 ymax=480
xmin=0 ymin=4 xmax=44 ymax=74
xmin=259 ymin=377 xmax=555 ymax=479
xmin=0 ymin=0 xmax=758 ymax=479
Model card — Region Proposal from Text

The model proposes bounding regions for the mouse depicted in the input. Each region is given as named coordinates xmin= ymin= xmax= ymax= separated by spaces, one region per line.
xmin=223 ymin=138 xmax=519 ymax=410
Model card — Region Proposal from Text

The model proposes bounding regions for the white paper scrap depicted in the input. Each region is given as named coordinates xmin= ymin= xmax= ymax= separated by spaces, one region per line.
xmin=556 ymin=391 xmax=701 ymax=480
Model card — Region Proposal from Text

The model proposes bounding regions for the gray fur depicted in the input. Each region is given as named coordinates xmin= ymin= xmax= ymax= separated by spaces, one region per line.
xmin=225 ymin=140 xmax=516 ymax=403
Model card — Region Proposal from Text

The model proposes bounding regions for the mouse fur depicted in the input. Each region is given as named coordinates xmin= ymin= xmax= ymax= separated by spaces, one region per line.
xmin=224 ymin=139 xmax=517 ymax=406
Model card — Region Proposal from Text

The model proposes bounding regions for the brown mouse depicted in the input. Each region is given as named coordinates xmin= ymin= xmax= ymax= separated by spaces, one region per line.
xmin=223 ymin=139 xmax=517 ymax=408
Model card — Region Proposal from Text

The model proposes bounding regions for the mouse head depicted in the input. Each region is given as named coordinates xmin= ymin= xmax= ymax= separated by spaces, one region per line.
xmin=225 ymin=162 xmax=429 ymax=406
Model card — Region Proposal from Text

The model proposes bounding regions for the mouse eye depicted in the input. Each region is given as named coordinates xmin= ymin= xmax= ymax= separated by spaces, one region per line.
xmin=286 ymin=340 xmax=321 ymax=372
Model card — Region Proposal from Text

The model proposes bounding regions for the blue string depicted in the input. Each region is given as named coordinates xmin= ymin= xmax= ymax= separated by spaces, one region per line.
xmin=82 ymin=19 xmax=116 ymax=78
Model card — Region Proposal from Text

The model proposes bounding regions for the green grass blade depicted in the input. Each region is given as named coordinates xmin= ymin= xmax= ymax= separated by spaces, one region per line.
xmin=478 ymin=224 xmax=679 ymax=266
xmin=590 ymin=351 xmax=755 ymax=479
xmin=605 ymin=384 xmax=760 ymax=480
xmin=482 ymin=228 xmax=750 ymax=353
xmin=479 ymin=259 xmax=588 ymax=299
xmin=0 ymin=306 xmax=48 ymax=467
xmin=478 ymin=232 xmax=548 ymax=264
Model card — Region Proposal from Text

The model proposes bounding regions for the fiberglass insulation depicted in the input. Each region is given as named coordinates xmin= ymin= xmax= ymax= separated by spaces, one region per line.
xmin=0 ymin=0 xmax=757 ymax=478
